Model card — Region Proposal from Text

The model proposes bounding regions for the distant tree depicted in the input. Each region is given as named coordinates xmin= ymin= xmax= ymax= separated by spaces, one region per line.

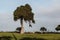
xmin=16 ymin=27 xmax=21 ymax=33
xmin=55 ymin=25 xmax=60 ymax=31
xmin=40 ymin=27 xmax=47 ymax=34
xmin=13 ymin=4 xmax=35 ymax=34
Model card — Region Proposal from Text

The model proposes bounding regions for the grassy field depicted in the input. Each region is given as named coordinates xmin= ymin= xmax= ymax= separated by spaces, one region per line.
xmin=0 ymin=32 xmax=60 ymax=40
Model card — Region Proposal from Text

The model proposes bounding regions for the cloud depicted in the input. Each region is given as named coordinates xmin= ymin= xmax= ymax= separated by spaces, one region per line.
xmin=0 ymin=0 xmax=60 ymax=31
xmin=35 ymin=0 xmax=60 ymax=14
xmin=34 ymin=0 xmax=60 ymax=31
xmin=34 ymin=0 xmax=60 ymax=20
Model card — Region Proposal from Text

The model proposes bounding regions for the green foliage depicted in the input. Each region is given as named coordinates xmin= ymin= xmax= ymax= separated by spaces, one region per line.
xmin=16 ymin=27 xmax=21 ymax=32
xmin=0 ymin=36 xmax=12 ymax=40
xmin=13 ymin=4 xmax=35 ymax=27
xmin=55 ymin=25 xmax=60 ymax=31
xmin=20 ymin=37 xmax=47 ymax=40
xmin=40 ymin=27 xmax=47 ymax=31
xmin=0 ymin=33 xmax=60 ymax=40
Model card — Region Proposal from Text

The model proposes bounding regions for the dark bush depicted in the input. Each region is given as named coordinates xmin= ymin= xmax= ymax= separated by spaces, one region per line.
xmin=0 ymin=36 xmax=12 ymax=40
xmin=20 ymin=37 xmax=47 ymax=40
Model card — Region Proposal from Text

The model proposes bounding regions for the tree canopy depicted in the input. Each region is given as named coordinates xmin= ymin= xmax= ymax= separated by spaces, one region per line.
xmin=55 ymin=25 xmax=60 ymax=31
xmin=16 ymin=27 xmax=21 ymax=33
xmin=13 ymin=4 xmax=35 ymax=27
xmin=40 ymin=27 xmax=47 ymax=31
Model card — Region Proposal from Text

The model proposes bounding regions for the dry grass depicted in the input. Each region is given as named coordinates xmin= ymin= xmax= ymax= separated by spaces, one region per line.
xmin=0 ymin=32 xmax=60 ymax=40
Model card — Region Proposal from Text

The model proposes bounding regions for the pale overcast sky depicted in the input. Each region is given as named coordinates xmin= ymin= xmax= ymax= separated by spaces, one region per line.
xmin=0 ymin=0 xmax=60 ymax=32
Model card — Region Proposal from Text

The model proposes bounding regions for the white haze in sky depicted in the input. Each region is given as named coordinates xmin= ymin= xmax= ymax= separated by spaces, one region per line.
xmin=0 ymin=0 xmax=60 ymax=32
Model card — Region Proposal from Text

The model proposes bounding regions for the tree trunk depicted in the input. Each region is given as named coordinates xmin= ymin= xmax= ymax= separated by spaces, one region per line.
xmin=20 ymin=18 xmax=24 ymax=34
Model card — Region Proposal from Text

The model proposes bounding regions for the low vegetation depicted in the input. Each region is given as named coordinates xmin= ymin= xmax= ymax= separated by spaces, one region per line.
xmin=0 ymin=32 xmax=60 ymax=40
